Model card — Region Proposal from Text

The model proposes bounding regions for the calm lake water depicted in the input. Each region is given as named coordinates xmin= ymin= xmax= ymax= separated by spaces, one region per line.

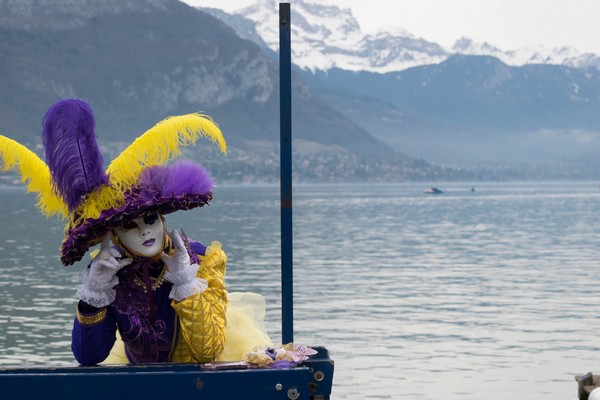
xmin=1 ymin=181 xmax=600 ymax=399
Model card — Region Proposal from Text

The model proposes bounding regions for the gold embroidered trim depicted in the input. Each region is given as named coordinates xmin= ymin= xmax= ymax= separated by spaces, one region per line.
xmin=76 ymin=307 xmax=107 ymax=325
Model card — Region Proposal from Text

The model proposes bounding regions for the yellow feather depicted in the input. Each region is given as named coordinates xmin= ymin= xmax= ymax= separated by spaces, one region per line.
xmin=0 ymin=135 xmax=68 ymax=218
xmin=106 ymin=113 xmax=226 ymax=192
xmin=71 ymin=184 xmax=124 ymax=225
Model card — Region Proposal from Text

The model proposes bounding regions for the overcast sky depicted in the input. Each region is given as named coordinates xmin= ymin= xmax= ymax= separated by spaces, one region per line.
xmin=183 ymin=0 xmax=600 ymax=54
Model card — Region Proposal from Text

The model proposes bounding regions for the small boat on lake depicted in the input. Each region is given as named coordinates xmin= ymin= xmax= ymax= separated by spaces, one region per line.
xmin=425 ymin=187 xmax=443 ymax=194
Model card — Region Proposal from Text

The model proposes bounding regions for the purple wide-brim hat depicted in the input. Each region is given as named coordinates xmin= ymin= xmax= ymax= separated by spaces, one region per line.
xmin=60 ymin=160 xmax=214 ymax=265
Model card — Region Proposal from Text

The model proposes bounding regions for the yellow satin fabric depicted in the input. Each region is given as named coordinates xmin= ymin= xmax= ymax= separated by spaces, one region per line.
xmin=171 ymin=241 xmax=227 ymax=363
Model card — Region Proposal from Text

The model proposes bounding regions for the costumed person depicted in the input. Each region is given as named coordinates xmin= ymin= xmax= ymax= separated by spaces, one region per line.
xmin=0 ymin=98 xmax=271 ymax=365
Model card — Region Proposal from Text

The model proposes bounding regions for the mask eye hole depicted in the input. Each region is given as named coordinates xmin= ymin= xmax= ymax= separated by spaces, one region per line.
xmin=143 ymin=214 xmax=158 ymax=225
xmin=122 ymin=221 xmax=137 ymax=230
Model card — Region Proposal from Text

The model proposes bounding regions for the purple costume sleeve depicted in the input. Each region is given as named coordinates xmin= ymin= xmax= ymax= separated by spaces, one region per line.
xmin=71 ymin=302 xmax=118 ymax=366
xmin=189 ymin=240 xmax=206 ymax=256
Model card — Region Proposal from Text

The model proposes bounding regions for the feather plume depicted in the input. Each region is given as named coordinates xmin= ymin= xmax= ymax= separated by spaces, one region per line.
xmin=106 ymin=113 xmax=226 ymax=194
xmin=42 ymin=99 xmax=108 ymax=212
xmin=144 ymin=160 xmax=214 ymax=197
xmin=0 ymin=135 xmax=68 ymax=218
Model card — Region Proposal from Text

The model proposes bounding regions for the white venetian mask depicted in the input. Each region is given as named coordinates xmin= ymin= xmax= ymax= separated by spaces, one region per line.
xmin=113 ymin=214 xmax=165 ymax=258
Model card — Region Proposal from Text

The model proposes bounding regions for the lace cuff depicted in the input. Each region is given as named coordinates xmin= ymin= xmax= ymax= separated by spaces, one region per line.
xmin=165 ymin=263 xmax=207 ymax=301
xmin=169 ymin=277 xmax=208 ymax=301
xmin=76 ymin=284 xmax=117 ymax=308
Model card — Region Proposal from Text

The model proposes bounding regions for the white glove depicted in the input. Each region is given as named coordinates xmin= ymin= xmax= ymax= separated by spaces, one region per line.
xmin=161 ymin=229 xmax=207 ymax=301
xmin=76 ymin=235 xmax=132 ymax=308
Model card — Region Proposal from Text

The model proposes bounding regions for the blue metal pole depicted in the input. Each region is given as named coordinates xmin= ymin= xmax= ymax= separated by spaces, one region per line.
xmin=279 ymin=2 xmax=293 ymax=344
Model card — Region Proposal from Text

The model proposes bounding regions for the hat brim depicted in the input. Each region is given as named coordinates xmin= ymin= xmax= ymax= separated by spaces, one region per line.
xmin=60 ymin=191 xmax=212 ymax=265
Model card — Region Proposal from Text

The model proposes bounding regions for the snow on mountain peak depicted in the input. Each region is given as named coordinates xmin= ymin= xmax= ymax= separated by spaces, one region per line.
xmin=226 ymin=0 xmax=447 ymax=73
xmin=194 ymin=0 xmax=600 ymax=73
xmin=451 ymin=37 xmax=599 ymax=69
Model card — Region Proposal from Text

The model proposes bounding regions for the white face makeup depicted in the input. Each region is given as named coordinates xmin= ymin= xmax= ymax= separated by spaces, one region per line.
xmin=114 ymin=214 xmax=165 ymax=258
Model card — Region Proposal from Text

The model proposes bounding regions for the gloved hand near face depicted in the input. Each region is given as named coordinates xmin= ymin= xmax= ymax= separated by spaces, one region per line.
xmin=162 ymin=229 xmax=208 ymax=301
xmin=76 ymin=235 xmax=132 ymax=308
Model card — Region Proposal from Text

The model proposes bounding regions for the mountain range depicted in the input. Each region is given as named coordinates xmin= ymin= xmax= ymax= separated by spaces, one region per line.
xmin=203 ymin=0 xmax=600 ymax=73
xmin=202 ymin=0 xmax=600 ymax=177
xmin=2 ymin=0 xmax=600 ymax=182
xmin=1 ymin=0 xmax=420 ymax=184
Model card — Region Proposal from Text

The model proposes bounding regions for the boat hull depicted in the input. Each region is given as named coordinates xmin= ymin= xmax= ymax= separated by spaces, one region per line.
xmin=0 ymin=347 xmax=334 ymax=400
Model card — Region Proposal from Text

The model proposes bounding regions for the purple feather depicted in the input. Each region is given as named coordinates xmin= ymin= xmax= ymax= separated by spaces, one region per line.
xmin=139 ymin=161 xmax=213 ymax=198
xmin=139 ymin=165 xmax=168 ymax=190
xmin=42 ymin=99 xmax=108 ymax=211
xmin=162 ymin=161 xmax=213 ymax=195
